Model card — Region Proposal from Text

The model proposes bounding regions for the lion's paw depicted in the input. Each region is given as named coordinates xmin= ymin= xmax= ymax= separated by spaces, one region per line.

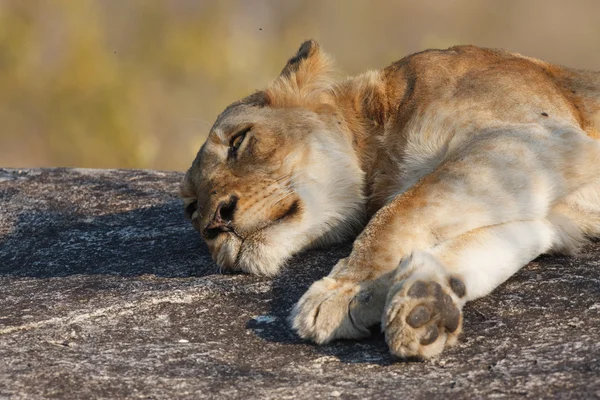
xmin=291 ymin=276 xmax=384 ymax=344
xmin=383 ymin=254 xmax=467 ymax=359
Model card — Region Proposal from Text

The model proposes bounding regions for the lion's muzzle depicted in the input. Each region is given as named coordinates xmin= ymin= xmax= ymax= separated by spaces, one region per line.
xmin=202 ymin=195 xmax=238 ymax=239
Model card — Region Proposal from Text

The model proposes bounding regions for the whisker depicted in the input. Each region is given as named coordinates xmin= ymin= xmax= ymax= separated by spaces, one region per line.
xmin=238 ymin=173 xmax=295 ymax=219
xmin=273 ymin=191 xmax=293 ymax=205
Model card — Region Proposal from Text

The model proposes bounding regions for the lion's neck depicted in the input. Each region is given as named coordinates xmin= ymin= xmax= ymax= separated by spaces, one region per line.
xmin=334 ymin=70 xmax=395 ymax=204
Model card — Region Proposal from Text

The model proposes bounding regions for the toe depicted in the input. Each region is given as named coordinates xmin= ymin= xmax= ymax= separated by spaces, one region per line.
xmin=406 ymin=305 xmax=431 ymax=328
xmin=438 ymin=293 xmax=461 ymax=332
xmin=449 ymin=276 xmax=466 ymax=298
xmin=407 ymin=281 xmax=429 ymax=298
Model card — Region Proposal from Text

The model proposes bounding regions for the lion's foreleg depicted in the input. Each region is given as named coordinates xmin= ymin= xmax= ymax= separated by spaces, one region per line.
xmin=292 ymin=124 xmax=595 ymax=348
xmin=384 ymin=219 xmax=555 ymax=358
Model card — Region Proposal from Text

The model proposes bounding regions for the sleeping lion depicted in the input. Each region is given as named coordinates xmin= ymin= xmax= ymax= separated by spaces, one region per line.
xmin=181 ymin=41 xmax=600 ymax=359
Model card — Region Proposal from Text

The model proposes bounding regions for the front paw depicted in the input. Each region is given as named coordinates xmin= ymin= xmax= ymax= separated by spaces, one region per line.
xmin=291 ymin=275 xmax=386 ymax=344
xmin=383 ymin=252 xmax=467 ymax=359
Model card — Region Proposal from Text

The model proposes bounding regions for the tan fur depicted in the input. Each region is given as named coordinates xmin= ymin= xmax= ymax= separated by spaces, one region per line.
xmin=182 ymin=41 xmax=600 ymax=359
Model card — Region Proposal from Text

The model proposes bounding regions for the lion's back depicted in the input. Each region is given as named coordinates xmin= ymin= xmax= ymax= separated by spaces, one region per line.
xmin=382 ymin=45 xmax=600 ymax=138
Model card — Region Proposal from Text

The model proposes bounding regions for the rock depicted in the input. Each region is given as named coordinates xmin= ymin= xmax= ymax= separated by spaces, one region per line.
xmin=0 ymin=168 xmax=599 ymax=399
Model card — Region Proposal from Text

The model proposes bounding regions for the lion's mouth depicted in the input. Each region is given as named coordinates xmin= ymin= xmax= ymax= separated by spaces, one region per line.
xmin=205 ymin=198 xmax=302 ymax=272
xmin=204 ymin=198 xmax=301 ymax=242
xmin=274 ymin=199 xmax=300 ymax=222
xmin=203 ymin=224 xmax=234 ymax=240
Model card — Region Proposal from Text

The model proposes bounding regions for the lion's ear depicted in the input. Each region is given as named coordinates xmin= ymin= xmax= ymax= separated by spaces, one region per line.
xmin=266 ymin=40 xmax=336 ymax=109
xmin=279 ymin=40 xmax=321 ymax=78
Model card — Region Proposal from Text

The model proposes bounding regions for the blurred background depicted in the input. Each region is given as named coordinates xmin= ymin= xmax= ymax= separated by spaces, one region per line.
xmin=1 ymin=0 xmax=600 ymax=171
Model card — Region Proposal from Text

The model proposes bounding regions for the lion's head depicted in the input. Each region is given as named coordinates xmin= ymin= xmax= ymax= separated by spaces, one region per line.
xmin=180 ymin=40 xmax=369 ymax=276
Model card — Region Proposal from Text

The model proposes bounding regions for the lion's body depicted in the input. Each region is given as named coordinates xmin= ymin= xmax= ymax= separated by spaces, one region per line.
xmin=182 ymin=42 xmax=600 ymax=358
xmin=351 ymin=46 xmax=600 ymax=212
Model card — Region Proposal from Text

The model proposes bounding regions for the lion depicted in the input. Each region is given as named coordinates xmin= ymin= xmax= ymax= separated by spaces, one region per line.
xmin=180 ymin=40 xmax=600 ymax=359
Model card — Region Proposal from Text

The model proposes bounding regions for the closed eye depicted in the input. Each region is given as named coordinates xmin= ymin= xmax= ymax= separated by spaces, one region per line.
xmin=228 ymin=126 xmax=252 ymax=158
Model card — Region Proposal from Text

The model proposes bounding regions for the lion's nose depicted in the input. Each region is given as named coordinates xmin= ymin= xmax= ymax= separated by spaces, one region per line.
xmin=202 ymin=195 xmax=238 ymax=239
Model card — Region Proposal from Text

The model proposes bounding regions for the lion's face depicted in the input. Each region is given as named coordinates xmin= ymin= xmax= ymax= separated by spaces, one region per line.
xmin=181 ymin=41 xmax=367 ymax=276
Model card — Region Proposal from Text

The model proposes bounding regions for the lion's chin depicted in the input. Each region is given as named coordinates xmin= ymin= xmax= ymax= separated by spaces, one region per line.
xmin=209 ymin=233 xmax=243 ymax=271
xmin=208 ymin=227 xmax=298 ymax=277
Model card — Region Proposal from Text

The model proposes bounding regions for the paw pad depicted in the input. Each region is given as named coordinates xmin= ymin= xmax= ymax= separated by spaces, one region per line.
xmin=407 ymin=305 xmax=431 ymax=328
xmin=407 ymin=281 xmax=429 ymax=298
xmin=438 ymin=292 xmax=460 ymax=332
xmin=404 ymin=280 xmax=462 ymax=333
xmin=385 ymin=266 xmax=466 ymax=359
xmin=449 ymin=276 xmax=466 ymax=298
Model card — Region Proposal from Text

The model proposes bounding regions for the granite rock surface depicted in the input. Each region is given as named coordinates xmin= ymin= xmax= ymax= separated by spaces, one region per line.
xmin=0 ymin=168 xmax=599 ymax=399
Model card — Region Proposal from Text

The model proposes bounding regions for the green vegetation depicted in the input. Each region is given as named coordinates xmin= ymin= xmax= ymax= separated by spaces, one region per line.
xmin=0 ymin=1 xmax=280 ymax=169
xmin=1 ymin=0 xmax=598 ymax=170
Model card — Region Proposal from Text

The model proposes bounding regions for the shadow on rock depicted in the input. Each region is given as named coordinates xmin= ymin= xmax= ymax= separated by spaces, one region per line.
xmin=0 ymin=202 xmax=213 ymax=278
xmin=245 ymin=242 xmax=401 ymax=365
xmin=245 ymin=245 xmax=600 ymax=365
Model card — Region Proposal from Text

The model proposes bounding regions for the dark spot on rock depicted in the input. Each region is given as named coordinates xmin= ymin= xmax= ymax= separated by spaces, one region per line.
xmin=541 ymin=112 xmax=548 ymax=117
xmin=407 ymin=281 xmax=428 ymax=298
xmin=420 ymin=324 xmax=439 ymax=345
xmin=407 ymin=305 xmax=431 ymax=328
xmin=449 ymin=276 xmax=466 ymax=298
